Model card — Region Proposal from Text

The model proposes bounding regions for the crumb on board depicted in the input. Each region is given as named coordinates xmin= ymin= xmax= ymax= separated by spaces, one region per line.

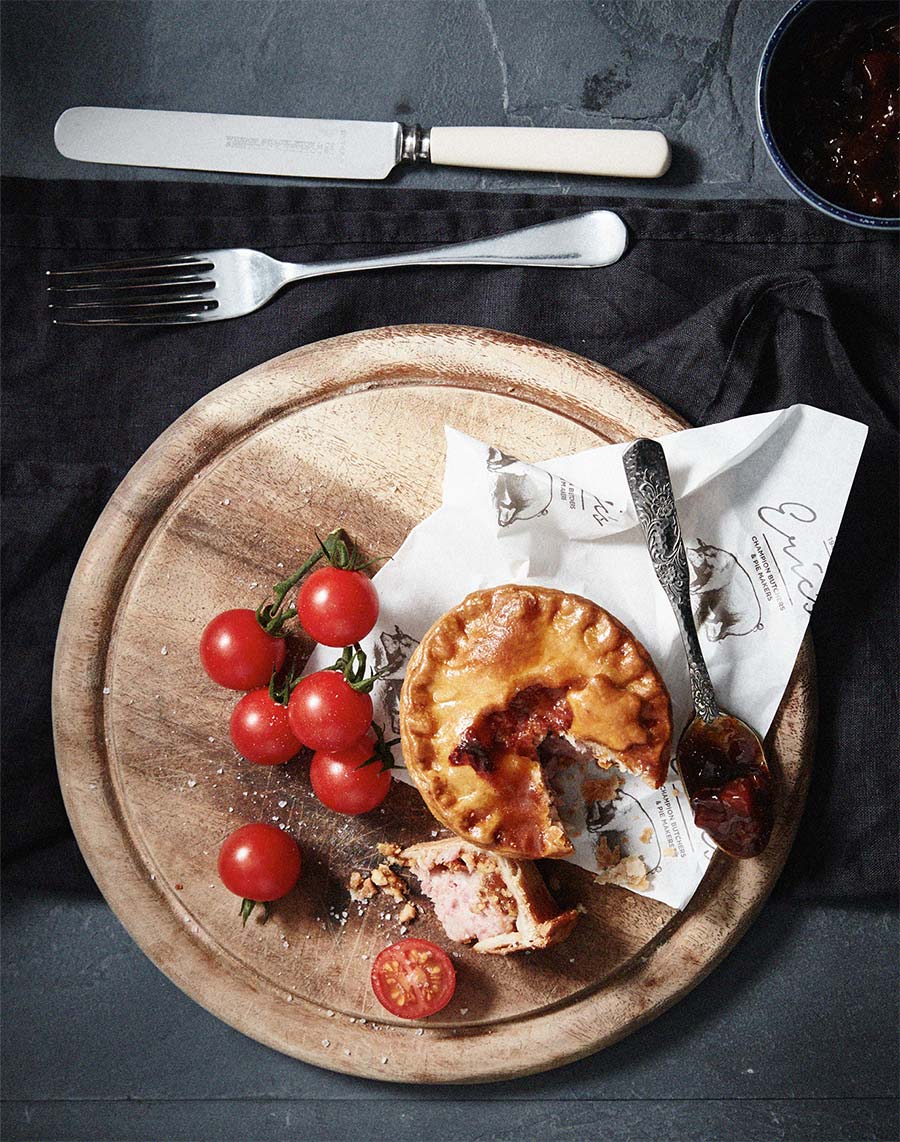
xmin=397 ymin=901 xmax=417 ymax=925
xmin=663 ymin=845 xmax=677 ymax=858
xmin=348 ymin=871 xmax=377 ymax=902
xmin=376 ymin=842 xmax=405 ymax=864
xmin=370 ymin=863 xmax=407 ymax=901
xmin=640 ymin=826 xmax=654 ymax=845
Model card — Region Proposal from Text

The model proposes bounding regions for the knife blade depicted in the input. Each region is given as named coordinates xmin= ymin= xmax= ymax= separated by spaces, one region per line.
xmin=55 ymin=106 xmax=671 ymax=181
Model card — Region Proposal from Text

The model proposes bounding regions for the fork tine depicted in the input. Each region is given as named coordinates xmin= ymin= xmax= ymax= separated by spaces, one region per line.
xmin=46 ymin=254 xmax=213 ymax=275
xmin=52 ymin=312 xmax=213 ymax=326
xmin=51 ymin=302 xmax=217 ymax=326
xmin=49 ymin=293 xmax=217 ymax=311
xmin=47 ymin=274 xmax=215 ymax=294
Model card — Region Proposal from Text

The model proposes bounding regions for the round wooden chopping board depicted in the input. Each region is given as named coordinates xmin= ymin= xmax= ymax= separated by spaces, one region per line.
xmin=52 ymin=325 xmax=815 ymax=1083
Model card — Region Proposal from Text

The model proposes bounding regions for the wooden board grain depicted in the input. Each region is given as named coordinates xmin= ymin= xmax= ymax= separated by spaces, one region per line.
xmin=52 ymin=325 xmax=815 ymax=1083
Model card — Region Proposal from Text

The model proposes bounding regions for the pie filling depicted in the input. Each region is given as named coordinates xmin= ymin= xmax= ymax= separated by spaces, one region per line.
xmin=411 ymin=853 xmax=519 ymax=944
xmin=448 ymin=685 xmax=574 ymax=773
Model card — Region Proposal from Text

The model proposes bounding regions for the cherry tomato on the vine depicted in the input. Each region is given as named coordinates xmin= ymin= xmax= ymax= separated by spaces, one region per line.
xmin=230 ymin=688 xmax=301 ymax=765
xmin=371 ymin=938 xmax=456 ymax=1019
xmin=218 ymin=823 xmax=301 ymax=923
xmin=287 ymin=670 xmax=373 ymax=751
xmin=199 ymin=608 xmax=286 ymax=691
xmin=309 ymin=734 xmax=391 ymax=815
xmin=297 ymin=567 xmax=379 ymax=647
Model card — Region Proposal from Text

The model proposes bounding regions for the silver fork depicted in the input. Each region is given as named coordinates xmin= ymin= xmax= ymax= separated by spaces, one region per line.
xmin=46 ymin=210 xmax=627 ymax=326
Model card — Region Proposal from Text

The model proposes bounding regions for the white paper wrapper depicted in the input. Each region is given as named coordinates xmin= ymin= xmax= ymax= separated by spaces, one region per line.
xmin=305 ymin=405 xmax=866 ymax=909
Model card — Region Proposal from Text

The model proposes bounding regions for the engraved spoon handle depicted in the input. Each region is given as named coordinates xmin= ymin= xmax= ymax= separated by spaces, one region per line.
xmin=622 ymin=438 xmax=720 ymax=723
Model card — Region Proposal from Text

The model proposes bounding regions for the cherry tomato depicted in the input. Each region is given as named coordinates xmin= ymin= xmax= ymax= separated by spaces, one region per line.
xmin=230 ymin=688 xmax=301 ymax=765
xmin=218 ymin=823 xmax=301 ymax=905
xmin=297 ymin=567 xmax=379 ymax=647
xmin=200 ymin=608 xmax=286 ymax=691
xmin=287 ymin=670 xmax=373 ymax=751
xmin=309 ymin=734 xmax=391 ymax=815
xmin=371 ymin=938 xmax=456 ymax=1019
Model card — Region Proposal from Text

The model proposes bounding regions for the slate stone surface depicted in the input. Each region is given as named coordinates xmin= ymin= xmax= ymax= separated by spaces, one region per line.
xmin=1 ymin=2 xmax=897 ymax=1140
xmin=3 ymin=0 xmax=793 ymax=198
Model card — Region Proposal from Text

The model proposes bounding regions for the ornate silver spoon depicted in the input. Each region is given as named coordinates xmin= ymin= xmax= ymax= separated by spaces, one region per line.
xmin=623 ymin=438 xmax=773 ymax=859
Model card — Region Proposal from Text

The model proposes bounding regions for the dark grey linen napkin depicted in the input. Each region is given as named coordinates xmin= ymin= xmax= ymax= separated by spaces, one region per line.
xmin=2 ymin=176 xmax=896 ymax=900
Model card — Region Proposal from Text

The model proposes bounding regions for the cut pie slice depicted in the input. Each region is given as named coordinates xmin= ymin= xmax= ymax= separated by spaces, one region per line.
xmin=399 ymin=585 xmax=672 ymax=859
xmin=401 ymin=837 xmax=578 ymax=955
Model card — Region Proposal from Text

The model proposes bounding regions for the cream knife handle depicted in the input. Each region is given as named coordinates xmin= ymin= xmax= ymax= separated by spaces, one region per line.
xmin=427 ymin=126 xmax=671 ymax=178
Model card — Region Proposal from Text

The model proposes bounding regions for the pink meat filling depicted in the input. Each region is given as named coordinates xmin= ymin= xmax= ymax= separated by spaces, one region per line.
xmin=414 ymin=862 xmax=517 ymax=944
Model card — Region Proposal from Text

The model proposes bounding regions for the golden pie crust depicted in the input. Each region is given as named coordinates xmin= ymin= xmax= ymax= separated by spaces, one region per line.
xmin=399 ymin=585 xmax=672 ymax=859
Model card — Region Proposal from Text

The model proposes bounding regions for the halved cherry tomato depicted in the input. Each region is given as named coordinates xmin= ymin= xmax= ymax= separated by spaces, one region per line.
xmin=287 ymin=670 xmax=373 ymax=751
xmin=296 ymin=567 xmax=379 ymax=647
xmin=218 ymin=823 xmax=301 ymax=924
xmin=200 ymin=608 xmax=286 ymax=691
xmin=230 ymin=688 xmax=301 ymax=765
xmin=371 ymin=938 xmax=456 ymax=1019
xmin=309 ymin=734 xmax=391 ymax=815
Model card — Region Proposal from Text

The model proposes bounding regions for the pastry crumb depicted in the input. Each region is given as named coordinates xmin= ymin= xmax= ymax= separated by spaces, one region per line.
xmin=595 ymin=853 xmax=651 ymax=892
xmin=639 ymin=826 xmax=654 ymax=844
xmin=662 ymin=845 xmax=677 ymax=858
xmin=376 ymin=842 xmax=405 ymax=864
xmin=371 ymin=863 xmax=407 ymax=901
xmin=348 ymin=871 xmax=377 ymax=901
xmin=583 ymin=773 xmax=625 ymax=803
xmin=397 ymin=901 xmax=417 ymax=924
xmin=595 ymin=835 xmax=621 ymax=869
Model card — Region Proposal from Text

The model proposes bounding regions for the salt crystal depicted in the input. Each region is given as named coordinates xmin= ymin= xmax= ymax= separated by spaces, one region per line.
xmin=344 ymin=1049 xmax=351 ymax=1056
xmin=208 ymin=737 xmax=215 ymax=743
xmin=160 ymin=646 xmax=168 ymax=656
xmin=102 ymin=686 xmax=111 ymax=695
xmin=381 ymin=1056 xmax=388 ymax=1065
xmin=227 ymin=807 xmax=234 ymax=813
xmin=321 ymin=1039 xmax=330 ymax=1048
xmin=249 ymin=581 xmax=258 ymax=589
xmin=276 ymin=562 xmax=284 ymax=569
xmin=222 ymin=498 xmax=230 ymax=506
xmin=187 ymin=779 xmax=197 ymax=788
xmin=358 ymin=1018 xmax=366 ymax=1025
xmin=216 ymin=768 xmax=224 ymax=775
xmin=278 ymin=800 xmax=287 ymax=808
xmin=415 ymin=1028 xmax=424 ymax=1036
xmin=349 ymin=1017 xmax=356 ymax=1023
xmin=459 ymin=1008 xmax=468 ymax=1015
xmin=286 ymin=995 xmax=293 ymax=1003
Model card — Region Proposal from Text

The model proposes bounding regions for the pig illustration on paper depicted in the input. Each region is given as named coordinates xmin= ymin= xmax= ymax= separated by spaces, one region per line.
xmin=486 ymin=446 xmax=553 ymax=528
xmin=372 ymin=625 xmax=419 ymax=733
xmin=688 ymin=540 xmax=763 ymax=642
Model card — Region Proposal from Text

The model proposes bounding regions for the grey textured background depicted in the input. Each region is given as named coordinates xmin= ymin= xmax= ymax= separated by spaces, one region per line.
xmin=4 ymin=0 xmax=795 ymax=198
xmin=1 ymin=2 xmax=897 ymax=1141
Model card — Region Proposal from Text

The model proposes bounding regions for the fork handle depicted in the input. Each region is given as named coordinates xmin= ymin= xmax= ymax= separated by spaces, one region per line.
xmin=281 ymin=211 xmax=627 ymax=279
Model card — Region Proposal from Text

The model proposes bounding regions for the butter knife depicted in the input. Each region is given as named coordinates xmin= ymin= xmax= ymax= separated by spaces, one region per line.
xmin=55 ymin=106 xmax=671 ymax=181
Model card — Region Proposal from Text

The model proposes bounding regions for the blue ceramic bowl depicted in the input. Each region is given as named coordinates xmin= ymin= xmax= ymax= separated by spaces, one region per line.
xmin=756 ymin=0 xmax=900 ymax=231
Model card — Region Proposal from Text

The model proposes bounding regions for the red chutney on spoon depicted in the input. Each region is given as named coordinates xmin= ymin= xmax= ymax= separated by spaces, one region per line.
xmin=678 ymin=715 xmax=773 ymax=859
xmin=767 ymin=1 xmax=899 ymax=218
